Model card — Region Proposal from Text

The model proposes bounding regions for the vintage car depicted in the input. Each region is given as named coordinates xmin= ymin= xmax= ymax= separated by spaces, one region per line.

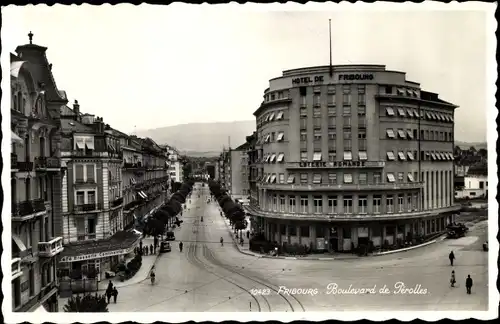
xmin=166 ymin=231 xmax=176 ymax=241
xmin=160 ymin=241 xmax=172 ymax=253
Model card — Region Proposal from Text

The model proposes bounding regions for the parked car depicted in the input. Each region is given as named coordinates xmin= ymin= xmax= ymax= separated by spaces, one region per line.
xmin=160 ymin=241 xmax=171 ymax=253
xmin=166 ymin=231 xmax=175 ymax=241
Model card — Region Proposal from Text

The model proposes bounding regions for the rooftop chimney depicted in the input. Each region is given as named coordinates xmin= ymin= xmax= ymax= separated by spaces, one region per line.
xmin=73 ymin=100 xmax=80 ymax=121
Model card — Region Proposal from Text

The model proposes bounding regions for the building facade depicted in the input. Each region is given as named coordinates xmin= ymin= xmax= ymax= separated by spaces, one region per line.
xmin=229 ymin=142 xmax=251 ymax=200
xmin=163 ymin=145 xmax=183 ymax=182
xmin=454 ymin=163 xmax=488 ymax=199
xmin=10 ymin=38 xmax=66 ymax=312
xmin=246 ymin=65 xmax=460 ymax=251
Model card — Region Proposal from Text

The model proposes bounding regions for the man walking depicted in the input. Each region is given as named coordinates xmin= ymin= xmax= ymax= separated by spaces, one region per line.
xmin=112 ymin=287 xmax=118 ymax=303
xmin=465 ymin=275 xmax=473 ymax=294
xmin=449 ymin=251 xmax=455 ymax=266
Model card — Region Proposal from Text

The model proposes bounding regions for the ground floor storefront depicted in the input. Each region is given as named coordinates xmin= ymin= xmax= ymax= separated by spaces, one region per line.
xmin=58 ymin=231 xmax=140 ymax=293
xmin=250 ymin=212 xmax=457 ymax=252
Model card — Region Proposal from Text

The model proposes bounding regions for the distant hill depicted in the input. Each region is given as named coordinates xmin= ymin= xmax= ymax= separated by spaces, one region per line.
xmin=135 ymin=120 xmax=255 ymax=153
xmin=455 ymin=141 xmax=487 ymax=150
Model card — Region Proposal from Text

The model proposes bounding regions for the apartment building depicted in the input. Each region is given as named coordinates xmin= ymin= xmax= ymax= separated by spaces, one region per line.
xmin=10 ymin=37 xmax=65 ymax=312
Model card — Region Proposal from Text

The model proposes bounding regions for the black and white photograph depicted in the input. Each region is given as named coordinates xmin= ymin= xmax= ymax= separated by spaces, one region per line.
xmin=1 ymin=2 xmax=497 ymax=322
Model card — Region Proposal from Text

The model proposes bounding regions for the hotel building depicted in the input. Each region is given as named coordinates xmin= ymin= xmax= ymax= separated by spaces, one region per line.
xmin=246 ymin=65 xmax=460 ymax=251
xmin=10 ymin=38 xmax=65 ymax=312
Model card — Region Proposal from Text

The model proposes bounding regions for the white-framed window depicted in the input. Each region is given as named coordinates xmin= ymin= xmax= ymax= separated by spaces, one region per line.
xmin=272 ymin=194 xmax=278 ymax=211
xmin=300 ymin=173 xmax=308 ymax=183
xmin=300 ymin=151 xmax=307 ymax=161
xmin=279 ymin=173 xmax=285 ymax=184
xmin=300 ymin=196 xmax=308 ymax=213
xmin=313 ymin=174 xmax=322 ymax=184
xmin=359 ymin=173 xmax=367 ymax=185
xmin=373 ymin=196 xmax=381 ymax=213
xmin=387 ymin=173 xmax=396 ymax=183
xmin=407 ymin=195 xmax=412 ymax=212
xmin=386 ymin=196 xmax=394 ymax=213
xmin=328 ymin=173 xmax=337 ymax=184
xmin=328 ymin=196 xmax=337 ymax=213
xmin=313 ymin=196 xmax=323 ymax=213
xmin=343 ymin=151 xmax=352 ymax=161
xmin=313 ymin=152 xmax=322 ymax=161
xmin=398 ymin=195 xmax=404 ymax=212
xmin=289 ymin=196 xmax=296 ymax=213
xmin=398 ymin=172 xmax=404 ymax=182
xmin=343 ymin=173 xmax=353 ymax=184
xmin=358 ymin=196 xmax=367 ymax=214
xmin=343 ymin=196 xmax=353 ymax=214
xmin=279 ymin=195 xmax=286 ymax=212
xmin=413 ymin=194 xmax=418 ymax=210
xmin=374 ymin=172 xmax=382 ymax=184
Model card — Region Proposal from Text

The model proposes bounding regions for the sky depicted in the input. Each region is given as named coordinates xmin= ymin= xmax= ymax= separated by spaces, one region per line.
xmin=1 ymin=3 xmax=495 ymax=142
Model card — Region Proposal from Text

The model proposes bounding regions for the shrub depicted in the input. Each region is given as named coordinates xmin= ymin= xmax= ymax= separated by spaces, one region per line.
xmin=64 ymin=293 xmax=108 ymax=312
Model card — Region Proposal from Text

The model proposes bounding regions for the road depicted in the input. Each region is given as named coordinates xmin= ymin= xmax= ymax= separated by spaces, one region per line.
xmin=104 ymin=183 xmax=488 ymax=312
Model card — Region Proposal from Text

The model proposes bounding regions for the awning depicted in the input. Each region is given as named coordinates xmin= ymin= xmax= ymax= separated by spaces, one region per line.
xmin=13 ymin=234 xmax=27 ymax=252
xmin=140 ymin=191 xmax=148 ymax=199
xmin=85 ymin=137 xmax=95 ymax=150
xmin=75 ymin=137 xmax=85 ymax=149
xmin=11 ymin=131 xmax=23 ymax=144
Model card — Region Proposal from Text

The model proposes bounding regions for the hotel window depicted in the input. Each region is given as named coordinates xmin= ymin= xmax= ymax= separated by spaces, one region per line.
xmin=343 ymin=151 xmax=352 ymax=161
xmin=328 ymin=130 xmax=336 ymax=140
xmin=300 ymin=107 xmax=307 ymax=117
xmin=387 ymin=173 xmax=396 ymax=183
xmin=343 ymin=129 xmax=352 ymax=150
xmin=328 ymin=150 xmax=336 ymax=162
xmin=300 ymin=131 xmax=307 ymax=141
xmin=342 ymin=85 xmax=351 ymax=106
xmin=328 ymin=173 xmax=337 ymax=184
xmin=277 ymin=153 xmax=285 ymax=163
xmin=287 ymin=175 xmax=295 ymax=184
xmin=358 ymin=196 xmax=367 ymax=214
xmin=88 ymin=191 xmax=96 ymax=204
xmin=314 ymin=130 xmax=322 ymax=141
xmin=386 ymin=129 xmax=395 ymax=138
xmin=342 ymin=106 xmax=351 ymax=116
xmin=385 ymin=85 xmax=393 ymax=94
xmin=313 ymin=117 xmax=322 ymax=129
xmin=343 ymin=173 xmax=353 ymax=184
xmin=413 ymin=194 xmax=418 ymax=210
xmin=358 ymin=151 xmax=368 ymax=161
xmin=407 ymin=151 xmax=415 ymax=160
xmin=314 ymin=196 xmax=323 ymax=213
xmin=313 ymin=151 xmax=322 ymax=161
xmin=374 ymin=172 xmax=381 ymax=184
xmin=271 ymin=93 xmax=276 ymax=100
xmin=373 ymin=195 xmax=381 ymax=213
xmin=397 ymin=107 xmax=406 ymax=117
xmin=398 ymin=129 xmax=406 ymax=139
xmin=270 ymin=132 xmax=276 ymax=142
xmin=300 ymin=173 xmax=308 ymax=184
xmin=328 ymin=116 xmax=336 ymax=128
xmin=328 ymin=196 xmax=338 ymax=213
xmin=313 ymin=106 xmax=321 ymax=117
xmin=359 ymin=173 xmax=367 ymax=185
xmin=76 ymin=191 xmax=85 ymax=205
xmin=358 ymin=115 xmax=366 ymax=128
xmin=279 ymin=173 xmax=285 ymax=184
xmin=328 ymin=85 xmax=336 ymax=93
xmin=357 ymin=85 xmax=366 ymax=105
xmin=386 ymin=196 xmax=394 ymax=213
xmin=300 ymin=151 xmax=307 ymax=161
xmin=398 ymin=194 xmax=404 ymax=212
xmin=343 ymin=196 xmax=353 ymax=214
xmin=300 ymin=118 xmax=307 ymax=130
xmin=358 ymin=131 xmax=367 ymax=151
xmin=75 ymin=164 xmax=84 ymax=182
xmin=413 ymin=171 xmax=418 ymax=182
xmin=407 ymin=195 xmax=412 ymax=212
xmin=314 ymin=94 xmax=321 ymax=106
xmin=300 ymin=196 xmax=308 ymax=213
xmin=386 ymin=151 xmax=395 ymax=161
xmin=300 ymin=86 xmax=307 ymax=97
xmin=279 ymin=195 xmax=286 ymax=212
xmin=328 ymin=107 xmax=336 ymax=116
xmin=272 ymin=194 xmax=278 ymax=211
xmin=289 ymin=196 xmax=296 ymax=212
xmin=343 ymin=116 xmax=351 ymax=127
xmin=277 ymin=132 xmax=284 ymax=142
xmin=407 ymin=173 xmax=415 ymax=182
xmin=398 ymin=172 xmax=404 ymax=182
xmin=327 ymin=93 xmax=336 ymax=106
xmin=278 ymin=91 xmax=283 ymax=99
xmin=86 ymin=165 xmax=95 ymax=182
xmin=398 ymin=151 xmax=406 ymax=161
xmin=313 ymin=174 xmax=322 ymax=184
xmin=385 ymin=107 xmax=395 ymax=116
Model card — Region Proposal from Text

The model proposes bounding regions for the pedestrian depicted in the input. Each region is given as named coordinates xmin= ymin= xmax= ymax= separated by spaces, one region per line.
xmin=246 ymin=230 xmax=250 ymax=239
xmin=150 ymin=244 xmax=153 ymax=255
xmin=106 ymin=288 xmax=112 ymax=304
xmin=144 ymin=246 xmax=148 ymax=256
xmin=465 ymin=274 xmax=473 ymax=294
xmin=112 ymin=287 xmax=118 ymax=303
xmin=450 ymin=270 xmax=456 ymax=287
xmin=107 ymin=280 xmax=113 ymax=293
xmin=449 ymin=251 xmax=455 ymax=266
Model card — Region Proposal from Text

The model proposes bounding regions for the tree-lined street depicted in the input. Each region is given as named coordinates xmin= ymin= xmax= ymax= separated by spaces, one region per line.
xmin=91 ymin=183 xmax=487 ymax=312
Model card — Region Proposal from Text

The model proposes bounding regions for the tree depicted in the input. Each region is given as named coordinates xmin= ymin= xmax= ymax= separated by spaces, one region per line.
xmin=63 ymin=294 xmax=109 ymax=312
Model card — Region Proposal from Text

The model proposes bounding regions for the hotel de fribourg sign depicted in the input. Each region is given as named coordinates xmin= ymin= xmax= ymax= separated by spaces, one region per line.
xmin=60 ymin=248 xmax=133 ymax=263
xmin=292 ymin=161 xmax=385 ymax=169
xmin=291 ymin=73 xmax=375 ymax=85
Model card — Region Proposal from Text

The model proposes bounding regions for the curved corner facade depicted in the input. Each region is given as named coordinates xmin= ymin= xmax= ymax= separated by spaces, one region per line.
xmin=248 ymin=65 xmax=460 ymax=251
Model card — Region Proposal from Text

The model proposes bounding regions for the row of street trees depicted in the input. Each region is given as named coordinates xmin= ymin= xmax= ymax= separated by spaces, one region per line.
xmin=208 ymin=180 xmax=247 ymax=235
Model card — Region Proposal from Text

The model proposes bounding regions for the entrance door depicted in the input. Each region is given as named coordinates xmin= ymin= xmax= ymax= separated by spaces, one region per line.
xmin=329 ymin=227 xmax=338 ymax=252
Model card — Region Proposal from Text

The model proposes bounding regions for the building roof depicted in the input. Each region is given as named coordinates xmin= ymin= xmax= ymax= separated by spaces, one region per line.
xmin=234 ymin=142 xmax=251 ymax=151
xmin=59 ymin=230 xmax=140 ymax=258
xmin=61 ymin=118 xmax=93 ymax=133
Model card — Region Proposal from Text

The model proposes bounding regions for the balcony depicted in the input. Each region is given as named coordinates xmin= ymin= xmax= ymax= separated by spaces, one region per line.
xmin=73 ymin=202 xmax=102 ymax=213
xmin=12 ymin=258 xmax=22 ymax=280
xmin=34 ymin=157 xmax=61 ymax=171
xmin=110 ymin=197 xmax=124 ymax=208
xmin=258 ymin=182 xmax=424 ymax=192
xmin=123 ymin=162 xmax=144 ymax=169
xmin=11 ymin=154 xmax=18 ymax=171
xmin=16 ymin=161 xmax=34 ymax=172
xmin=38 ymin=237 xmax=64 ymax=258
xmin=62 ymin=150 xmax=113 ymax=158
xmin=74 ymin=178 xmax=97 ymax=185
xmin=12 ymin=199 xmax=47 ymax=221
xmin=286 ymin=161 xmax=386 ymax=169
